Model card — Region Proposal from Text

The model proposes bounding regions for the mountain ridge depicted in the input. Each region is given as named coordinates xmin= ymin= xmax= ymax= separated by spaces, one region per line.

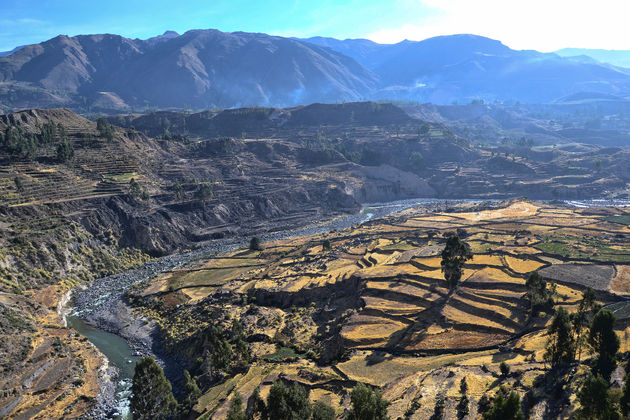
xmin=2 ymin=29 xmax=630 ymax=112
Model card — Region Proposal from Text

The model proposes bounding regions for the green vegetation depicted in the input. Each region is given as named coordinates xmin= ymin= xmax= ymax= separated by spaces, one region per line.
xmin=500 ymin=361 xmax=510 ymax=377
xmin=322 ymin=239 xmax=332 ymax=251
xmin=577 ymin=374 xmax=614 ymax=419
xmin=573 ymin=287 xmax=599 ymax=361
xmin=545 ymin=307 xmax=575 ymax=370
xmin=483 ymin=387 xmax=524 ymax=420
xmin=441 ymin=235 xmax=472 ymax=290
xmin=347 ymin=382 xmax=390 ymax=420
xmin=588 ymin=309 xmax=620 ymax=381
xmin=130 ymin=356 xmax=177 ymax=420
xmin=312 ymin=401 xmax=335 ymax=420
xmin=181 ymin=370 xmax=201 ymax=416
xmin=226 ymin=392 xmax=246 ymax=420
xmin=195 ymin=182 xmax=213 ymax=202
xmin=267 ymin=381 xmax=312 ymax=420
xmin=250 ymin=236 xmax=263 ymax=251
xmin=96 ymin=117 xmax=114 ymax=142
xmin=430 ymin=395 xmax=445 ymax=420
xmin=525 ymin=271 xmax=554 ymax=317
xmin=56 ymin=139 xmax=74 ymax=163
xmin=457 ymin=377 xmax=469 ymax=419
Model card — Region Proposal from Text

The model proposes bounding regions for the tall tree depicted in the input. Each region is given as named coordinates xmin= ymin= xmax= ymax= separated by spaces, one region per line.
xmin=312 ymin=401 xmax=335 ymax=420
xmin=573 ymin=287 xmax=599 ymax=361
xmin=525 ymin=271 xmax=554 ymax=317
xmin=130 ymin=356 xmax=177 ymax=420
xmin=440 ymin=235 xmax=472 ymax=290
xmin=180 ymin=370 xmax=201 ymax=415
xmin=544 ymin=307 xmax=575 ymax=369
xmin=226 ymin=392 xmax=247 ymax=420
xmin=577 ymin=374 xmax=614 ymax=419
xmin=588 ymin=309 xmax=620 ymax=381
xmin=347 ymin=382 xmax=390 ymax=420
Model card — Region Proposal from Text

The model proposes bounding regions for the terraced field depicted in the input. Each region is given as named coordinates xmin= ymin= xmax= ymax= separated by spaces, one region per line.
xmin=129 ymin=200 xmax=630 ymax=419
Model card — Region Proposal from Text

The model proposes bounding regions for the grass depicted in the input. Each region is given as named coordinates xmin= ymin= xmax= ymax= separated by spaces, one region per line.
xmin=605 ymin=215 xmax=630 ymax=225
xmin=263 ymin=346 xmax=303 ymax=361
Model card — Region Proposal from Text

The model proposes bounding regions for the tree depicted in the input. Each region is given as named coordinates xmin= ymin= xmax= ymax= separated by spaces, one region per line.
xmin=440 ymin=235 xmax=472 ymax=290
xmin=13 ymin=176 xmax=23 ymax=193
xmin=206 ymin=326 xmax=233 ymax=373
xmin=483 ymin=387 xmax=524 ymax=420
xmin=129 ymin=178 xmax=143 ymax=198
xmin=430 ymin=395 xmax=445 ymax=420
xmin=180 ymin=370 xmax=201 ymax=415
xmin=500 ymin=362 xmax=510 ymax=377
xmin=227 ymin=392 xmax=247 ymax=420
xmin=266 ymin=381 xmax=312 ymax=420
xmin=56 ymin=140 xmax=74 ymax=162
xmin=544 ymin=307 xmax=575 ymax=370
xmin=573 ymin=287 xmax=599 ymax=361
xmin=621 ymin=373 xmax=630 ymax=417
xmin=408 ymin=152 xmax=425 ymax=174
xmin=457 ymin=377 xmax=469 ymax=419
xmin=250 ymin=236 xmax=263 ymax=251
xmin=322 ymin=239 xmax=332 ymax=251
xmin=588 ymin=309 xmax=620 ymax=381
xmin=97 ymin=117 xmax=114 ymax=142
xmin=195 ymin=182 xmax=213 ymax=202
xmin=130 ymin=356 xmax=177 ymax=420
xmin=478 ymin=394 xmax=492 ymax=415
xmin=247 ymin=387 xmax=267 ymax=420
xmin=347 ymin=382 xmax=390 ymax=420
xmin=525 ymin=271 xmax=554 ymax=317
xmin=577 ymin=374 xmax=613 ymax=419
xmin=312 ymin=401 xmax=335 ymax=420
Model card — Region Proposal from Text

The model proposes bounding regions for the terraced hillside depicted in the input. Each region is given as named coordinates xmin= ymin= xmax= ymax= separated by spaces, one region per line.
xmin=129 ymin=201 xmax=630 ymax=419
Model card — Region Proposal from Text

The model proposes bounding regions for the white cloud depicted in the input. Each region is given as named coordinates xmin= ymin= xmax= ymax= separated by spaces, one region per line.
xmin=366 ymin=0 xmax=630 ymax=51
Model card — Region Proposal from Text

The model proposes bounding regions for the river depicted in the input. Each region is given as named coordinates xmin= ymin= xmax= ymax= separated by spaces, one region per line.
xmin=65 ymin=197 xmax=623 ymax=418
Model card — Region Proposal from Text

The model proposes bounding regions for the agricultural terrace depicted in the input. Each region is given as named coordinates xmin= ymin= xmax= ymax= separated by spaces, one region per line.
xmin=132 ymin=200 xmax=630 ymax=419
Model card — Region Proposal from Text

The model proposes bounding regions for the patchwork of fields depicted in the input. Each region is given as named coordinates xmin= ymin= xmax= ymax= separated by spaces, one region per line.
xmin=133 ymin=201 xmax=630 ymax=419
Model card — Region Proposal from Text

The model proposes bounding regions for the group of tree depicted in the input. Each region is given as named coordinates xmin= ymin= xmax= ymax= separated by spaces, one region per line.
xmin=440 ymin=235 xmax=472 ymax=290
xmin=129 ymin=178 xmax=150 ymax=200
xmin=200 ymin=318 xmax=250 ymax=379
xmin=230 ymin=381 xmax=388 ymax=420
xmin=543 ymin=287 xmax=611 ymax=375
xmin=96 ymin=117 xmax=115 ymax=142
xmin=130 ymin=356 xmax=201 ymax=420
xmin=0 ymin=122 xmax=74 ymax=161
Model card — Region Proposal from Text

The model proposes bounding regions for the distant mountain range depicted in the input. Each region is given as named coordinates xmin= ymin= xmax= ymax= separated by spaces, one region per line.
xmin=2 ymin=29 xmax=630 ymax=112
xmin=555 ymin=48 xmax=630 ymax=68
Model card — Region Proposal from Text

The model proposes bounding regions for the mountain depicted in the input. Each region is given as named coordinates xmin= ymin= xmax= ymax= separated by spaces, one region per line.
xmin=0 ymin=29 xmax=377 ymax=111
xmin=556 ymin=48 xmax=630 ymax=68
xmin=2 ymin=30 xmax=630 ymax=112
xmin=305 ymin=34 xmax=630 ymax=103
xmin=0 ymin=45 xmax=25 ymax=57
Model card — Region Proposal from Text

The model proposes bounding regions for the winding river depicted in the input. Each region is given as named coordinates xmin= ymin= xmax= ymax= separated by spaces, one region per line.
xmin=64 ymin=197 xmax=629 ymax=417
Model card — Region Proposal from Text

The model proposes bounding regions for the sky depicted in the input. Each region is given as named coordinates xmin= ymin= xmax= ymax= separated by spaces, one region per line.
xmin=1 ymin=0 xmax=630 ymax=52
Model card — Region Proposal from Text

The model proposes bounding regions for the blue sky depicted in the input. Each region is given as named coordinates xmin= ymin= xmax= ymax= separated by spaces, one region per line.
xmin=1 ymin=0 xmax=630 ymax=52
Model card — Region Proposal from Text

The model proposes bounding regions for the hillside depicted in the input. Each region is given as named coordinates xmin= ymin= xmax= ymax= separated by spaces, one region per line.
xmin=2 ymin=102 xmax=630 ymax=417
xmin=3 ymin=30 xmax=630 ymax=112
xmin=0 ymin=30 xmax=377 ymax=112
